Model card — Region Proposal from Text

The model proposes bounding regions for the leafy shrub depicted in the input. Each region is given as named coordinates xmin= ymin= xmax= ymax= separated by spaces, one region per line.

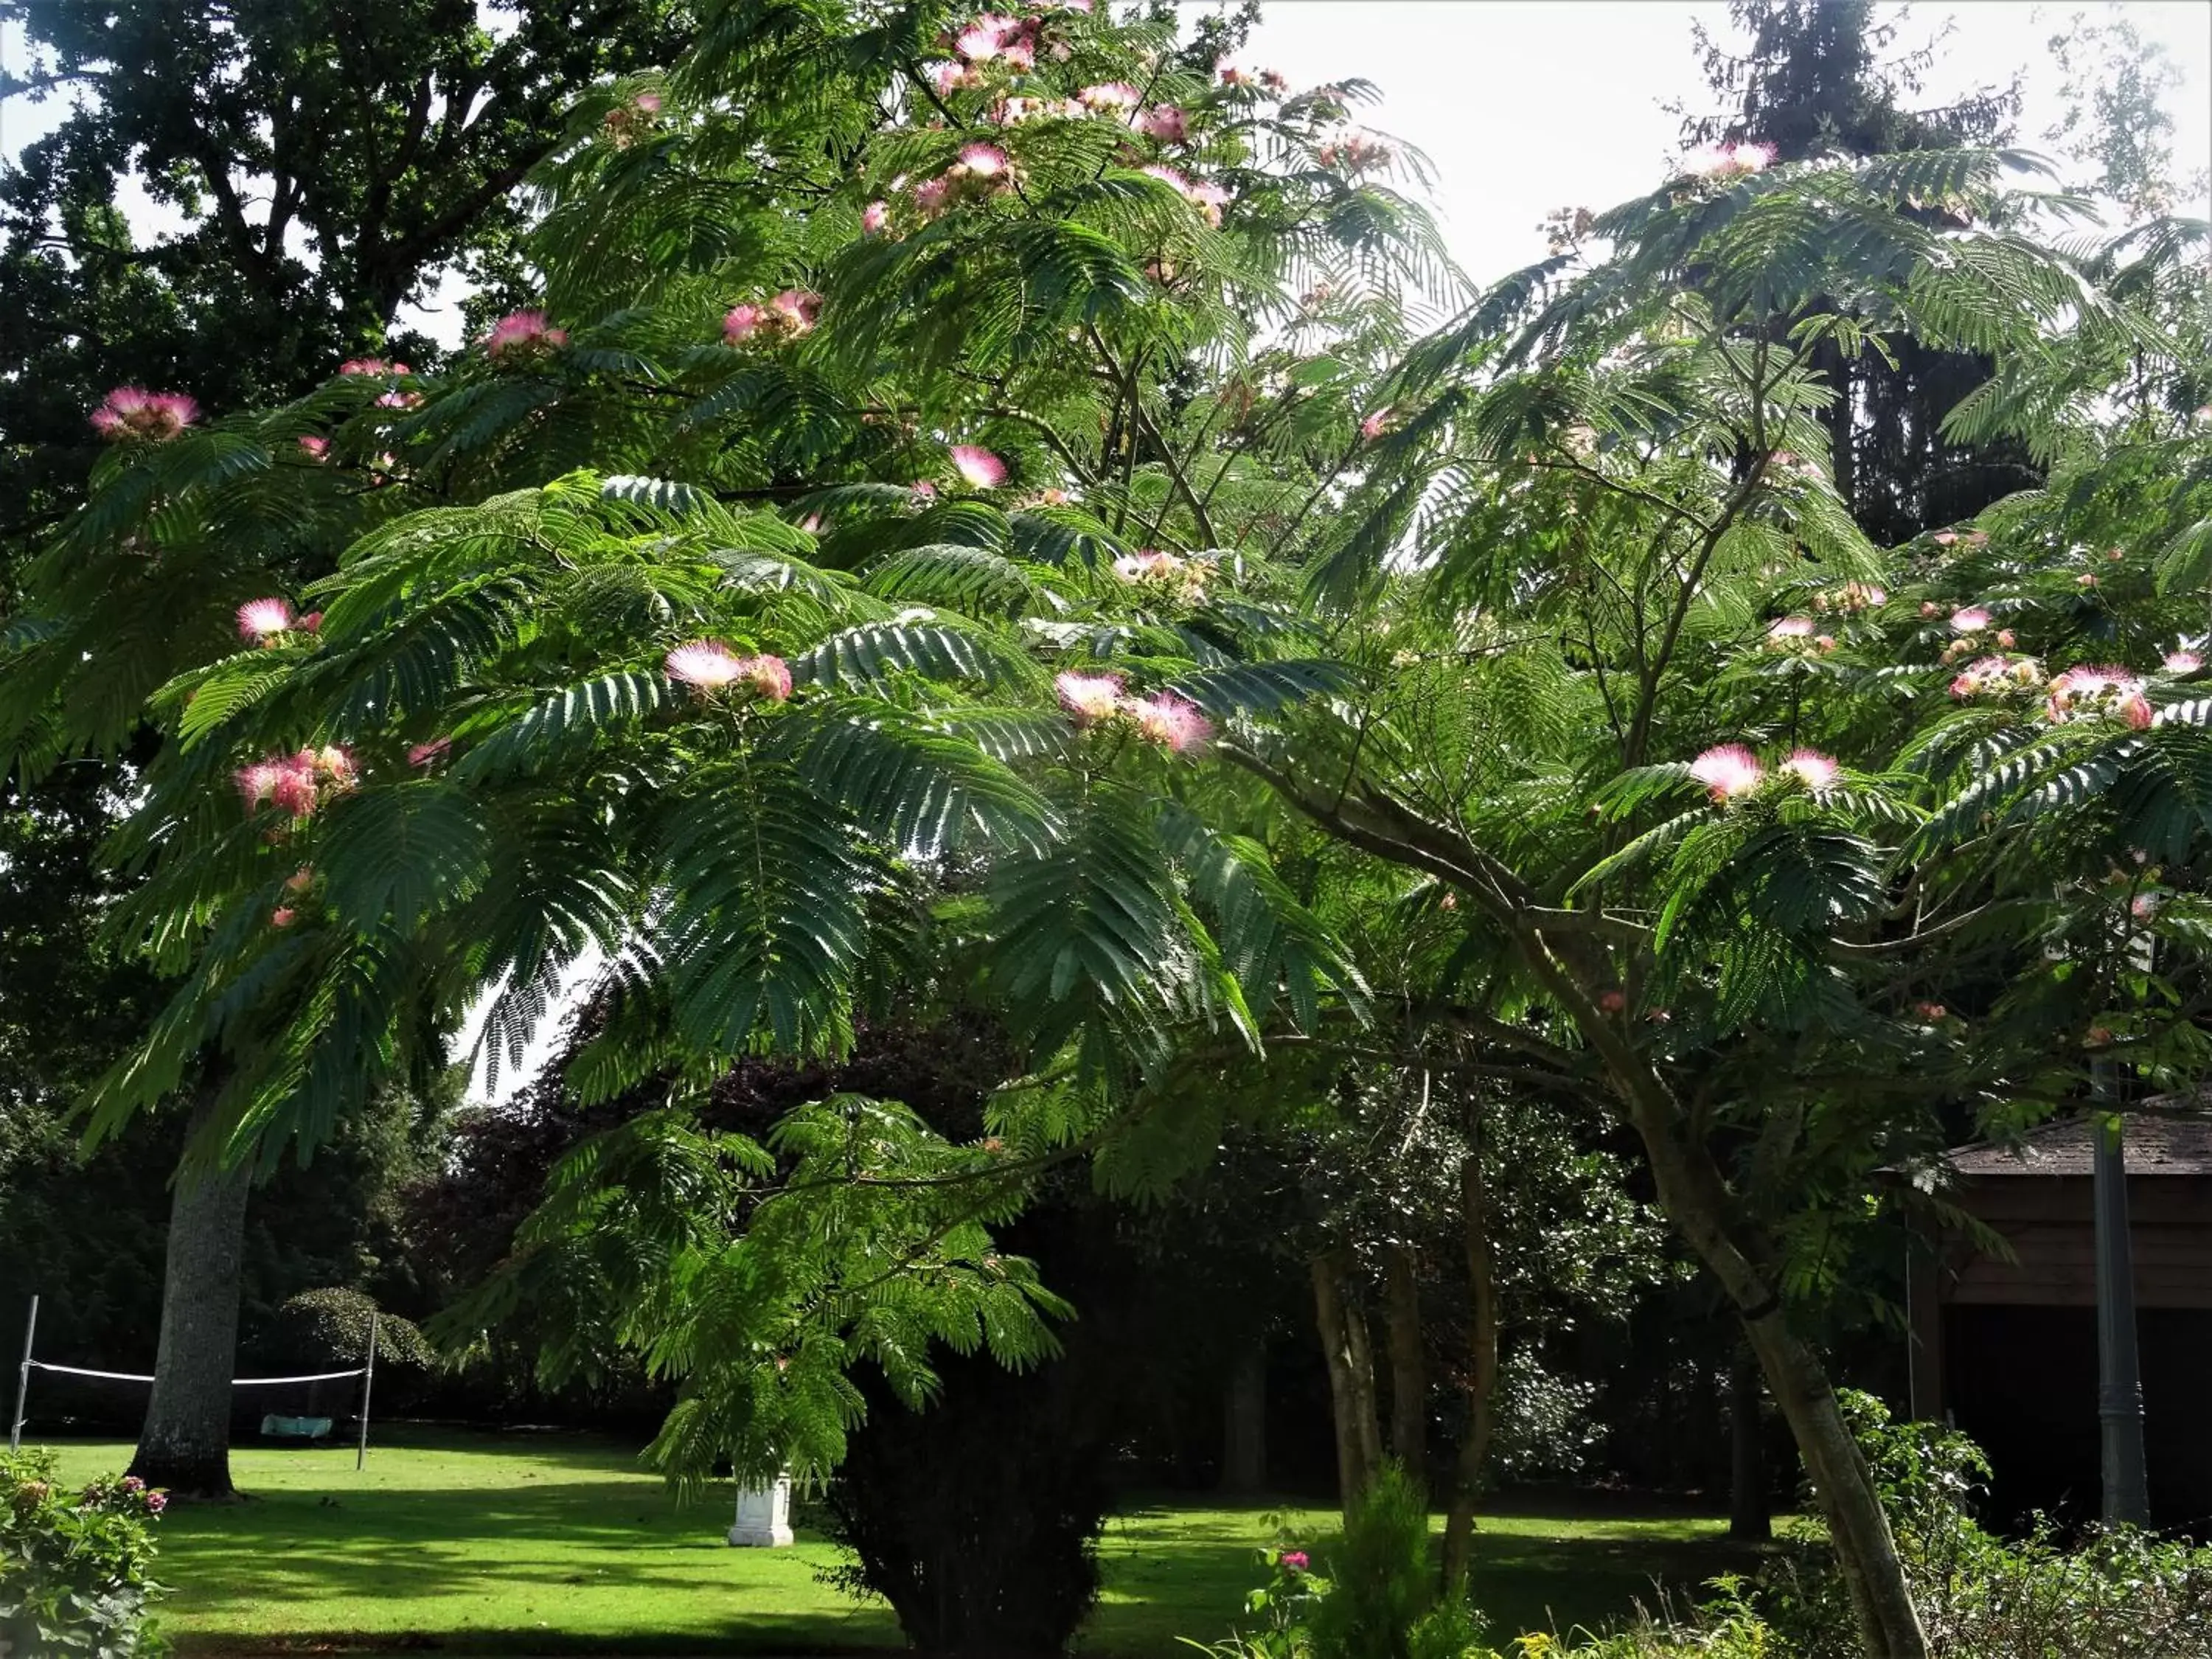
xmin=1747 ymin=1392 xmax=2212 ymax=1659
xmin=0 ymin=1448 xmax=168 ymax=1655
xmin=1191 ymin=1465 xmax=1486 ymax=1659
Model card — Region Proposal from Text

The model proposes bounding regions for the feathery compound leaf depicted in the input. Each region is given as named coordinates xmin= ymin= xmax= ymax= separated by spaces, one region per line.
xmin=791 ymin=619 xmax=1041 ymax=694
xmin=319 ymin=782 xmax=493 ymax=933
xmin=453 ymin=670 xmax=675 ymax=785
xmin=769 ymin=700 xmax=1060 ymax=857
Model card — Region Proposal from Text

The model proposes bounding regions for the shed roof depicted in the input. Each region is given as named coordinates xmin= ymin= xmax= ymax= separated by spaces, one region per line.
xmin=1949 ymin=1112 xmax=2212 ymax=1178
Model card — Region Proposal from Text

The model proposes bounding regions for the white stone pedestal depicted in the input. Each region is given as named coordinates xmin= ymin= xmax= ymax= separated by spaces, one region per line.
xmin=727 ymin=1473 xmax=794 ymax=1547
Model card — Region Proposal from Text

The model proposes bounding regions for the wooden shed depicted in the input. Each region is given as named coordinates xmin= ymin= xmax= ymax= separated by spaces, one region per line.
xmin=1907 ymin=1112 xmax=2212 ymax=1531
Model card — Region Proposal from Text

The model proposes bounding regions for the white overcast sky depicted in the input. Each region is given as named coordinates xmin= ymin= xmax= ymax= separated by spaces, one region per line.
xmin=6 ymin=1 xmax=2208 ymax=1100
xmin=1228 ymin=1 xmax=2212 ymax=294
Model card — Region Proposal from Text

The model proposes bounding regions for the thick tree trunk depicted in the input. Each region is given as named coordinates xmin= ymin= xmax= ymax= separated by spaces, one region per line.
xmin=1729 ymin=1348 xmax=1772 ymax=1542
xmin=1221 ymin=1342 xmax=1267 ymax=1495
xmin=128 ymin=1094 xmax=251 ymax=1500
xmin=1632 ymin=1119 xmax=1924 ymax=1657
xmin=1310 ymin=1249 xmax=1382 ymax=1523
xmin=1382 ymin=1244 xmax=1427 ymax=1486
xmin=1441 ymin=1148 xmax=1500 ymax=1588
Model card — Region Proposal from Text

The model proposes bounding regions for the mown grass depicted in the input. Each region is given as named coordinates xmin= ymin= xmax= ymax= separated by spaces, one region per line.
xmin=42 ymin=1429 xmax=1754 ymax=1655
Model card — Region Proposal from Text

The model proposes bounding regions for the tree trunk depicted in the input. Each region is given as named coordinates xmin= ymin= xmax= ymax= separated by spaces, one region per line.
xmin=1310 ymin=1248 xmax=1382 ymax=1523
xmin=1382 ymin=1244 xmax=1427 ymax=1486
xmin=1515 ymin=952 xmax=1930 ymax=1659
xmin=128 ymin=1093 xmax=251 ymax=1500
xmin=1729 ymin=1347 xmax=1771 ymax=1542
xmin=1221 ymin=1341 xmax=1267 ymax=1495
xmin=1441 ymin=1148 xmax=1500 ymax=1588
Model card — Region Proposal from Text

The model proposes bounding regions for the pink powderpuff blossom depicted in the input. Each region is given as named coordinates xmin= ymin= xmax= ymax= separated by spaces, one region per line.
xmin=338 ymin=358 xmax=408 ymax=378
xmin=1055 ymin=669 xmax=1124 ymax=724
xmin=1259 ymin=69 xmax=1290 ymax=93
xmin=285 ymin=866 xmax=314 ymax=894
xmin=1000 ymin=38 xmax=1035 ymax=71
xmin=1780 ymin=748 xmax=1840 ymax=793
xmin=1141 ymin=163 xmax=1193 ymax=195
xmin=1359 ymin=408 xmax=1391 ymax=442
xmin=2166 ymin=650 xmax=2203 ymax=674
xmin=1686 ymin=142 xmax=1774 ymax=178
xmin=862 ymin=200 xmax=890 ymax=234
xmin=1279 ymin=1550 xmax=1309 ymax=1572
xmin=270 ymin=765 xmax=321 ymax=817
xmin=1186 ymin=178 xmax=1232 ymax=223
xmin=1994 ymin=629 xmax=2016 ymax=648
xmin=2046 ymin=664 xmax=2152 ymax=728
xmin=956 ymin=15 xmax=1018 ymax=61
xmin=375 ymin=389 xmax=422 ymax=408
xmin=1768 ymin=616 xmax=1816 ymax=640
xmin=1079 ymin=81 xmax=1141 ymax=111
xmin=1133 ymin=105 xmax=1189 ymax=142
xmin=950 ymin=445 xmax=1007 ymax=488
xmin=959 ymin=143 xmax=1012 ymax=177
xmin=298 ymin=435 xmax=330 ymax=459
xmin=926 ymin=60 xmax=973 ymax=97
xmin=237 ymin=598 xmax=296 ymax=640
xmin=1950 ymin=605 xmax=1993 ymax=633
xmin=771 ymin=289 xmax=821 ymax=333
xmin=1129 ymin=691 xmax=1211 ymax=752
xmin=913 ymin=176 xmax=953 ymax=217
xmin=300 ymin=611 xmax=323 ymax=633
xmin=2131 ymin=891 xmax=2163 ymax=919
xmin=483 ymin=310 xmax=567 ymax=358
xmin=1219 ymin=64 xmax=1256 ymax=87
xmin=739 ymin=654 xmax=794 ymax=700
xmin=91 ymin=387 xmax=199 ymax=442
xmin=271 ymin=907 xmax=297 ymax=928
xmin=235 ymin=762 xmax=283 ymax=808
xmin=1690 ymin=743 xmax=1764 ymax=803
xmin=408 ymin=737 xmax=452 ymax=768
xmin=724 ymin=303 xmax=764 ymax=343
xmin=666 ymin=640 xmax=746 ymax=689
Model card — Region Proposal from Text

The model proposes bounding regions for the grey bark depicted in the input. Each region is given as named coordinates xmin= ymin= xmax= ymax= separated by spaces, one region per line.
xmin=127 ymin=1093 xmax=251 ymax=1500
xmin=1310 ymin=1248 xmax=1382 ymax=1523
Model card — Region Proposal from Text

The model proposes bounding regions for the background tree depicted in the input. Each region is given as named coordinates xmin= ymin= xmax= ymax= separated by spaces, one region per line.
xmin=0 ymin=0 xmax=686 ymax=1500
xmin=1676 ymin=0 xmax=2030 ymax=544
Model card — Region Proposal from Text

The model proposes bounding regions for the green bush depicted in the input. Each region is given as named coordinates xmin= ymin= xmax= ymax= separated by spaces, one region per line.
xmin=1 ymin=1447 xmax=169 ymax=1656
xmin=1190 ymin=1465 xmax=1487 ymax=1659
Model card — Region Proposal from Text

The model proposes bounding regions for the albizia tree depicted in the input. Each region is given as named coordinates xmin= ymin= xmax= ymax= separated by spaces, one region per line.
xmin=7 ymin=1 xmax=2211 ymax=1654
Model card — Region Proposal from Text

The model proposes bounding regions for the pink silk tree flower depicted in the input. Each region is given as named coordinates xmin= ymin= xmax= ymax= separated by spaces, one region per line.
xmin=958 ymin=143 xmax=1011 ymax=178
xmin=1359 ymin=408 xmax=1392 ymax=442
xmin=298 ymin=435 xmax=330 ymax=459
xmin=738 ymin=654 xmax=794 ymax=701
xmin=950 ymin=445 xmax=1007 ymax=488
xmin=2166 ymin=650 xmax=2203 ymax=674
xmin=270 ymin=762 xmax=321 ymax=818
xmin=1078 ymin=81 xmax=1140 ymax=111
xmin=1219 ymin=65 xmax=1256 ymax=87
xmin=483 ymin=310 xmax=568 ymax=358
xmin=666 ymin=640 xmax=746 ymax=689
xmin=1949 ymin=605 xmax=1993 ymax=633
xmin=724 ymin=304 xmax=764 ymax=343
xmin=1133 ymin=105 xmax=1189 ymax=143
xmin=271 ymin=907 xmax=297 ymax=928
xmin=956 ymin=15 xmax=1018 ymax=61
xmin=1689 ymin=743 xmax=1764 ymax=803
xmin=237 ymin=598 xmax=296 ymax=641
xmin=1768 ymin=616 xmax=1816 ymax=639
xmin=1128 ymin=691 xmax=1212 ymax=752
xmin=862 ymin=200 xmax=890 ymax=234
xmin=1780 ymin=748 xmax=1840 ymax=793
xmin=2045 ymin=665 xmax=2151 ymax=728
xmin=408 ymin=737 xmax=453 ymax=768
xmin=1055 ymin=670 xmax=1124 ymax=724
xmin=771 ymin=289 xmax=821 ymax=333
xmin=91 ymin=387 xmax=198 ymax=442
xmin=236 ymin=762 xmax=283 ymax=808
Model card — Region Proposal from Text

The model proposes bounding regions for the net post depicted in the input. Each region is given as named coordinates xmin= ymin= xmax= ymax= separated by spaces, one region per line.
xmin=10 ymin=1294 xmax=39 ymax=1453
xmin=356 ymin=1312 xmax=379 ymax=1471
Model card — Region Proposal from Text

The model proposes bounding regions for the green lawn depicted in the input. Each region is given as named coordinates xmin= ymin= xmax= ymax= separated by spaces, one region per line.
xmin=41 ymin=1430 xmax=1755 ymax=1655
